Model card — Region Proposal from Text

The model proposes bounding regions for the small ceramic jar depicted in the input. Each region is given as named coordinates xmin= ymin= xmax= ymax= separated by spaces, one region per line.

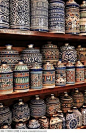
xmin=81 ymin=105 xmax=86 ymax=126
xmin=15 ymin=122 xmax=27 ymax=129
xmin=0 ymin=123 xmax=11 ymax=129
xmin=39 ymin=116 xmax=49 ymax=129
xmin=84 ymin=90 xmax=86 ymax=104
xmin=27 ymin=119 xmax=40 ymax=129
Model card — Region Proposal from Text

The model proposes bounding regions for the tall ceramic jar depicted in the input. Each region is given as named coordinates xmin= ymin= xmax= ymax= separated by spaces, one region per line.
xmin=49 ymin=0 xmax=65 ymax=33
xmin=10 ymin=0 xmax=30 ymax=30
xmin=30 ymin=0 xmax=48 ymax=32
xmin=0 ymin=0 xmax=9 ymax=28
xmin=39 ymin=116 xmax=49 ymax=129
xmin=13 ymin=60 xmax=29 ymax=92
xmin=30 ymin=95 xmax=46 ymax=119
xmin=81 ymin=105 xmax=86 ymax=126
xmin=30 ymin=62 xmax=42 ymax=89
xmin=46 ymin=94 xmax=60 ymax=117
xmin=27 ymin=119 xmax=40 ymax=129
xmin=0 ymin=62 xmax=13 ymax=95
xmin=84 ymin=90 xmax=86 ymax=104
xmin=41 ymin=42 xmax=59 ymax=66
xmin=43 ymin=61 xmax=55 ymax=88
xmin=65 ymin=0 xmax=80 ymax=34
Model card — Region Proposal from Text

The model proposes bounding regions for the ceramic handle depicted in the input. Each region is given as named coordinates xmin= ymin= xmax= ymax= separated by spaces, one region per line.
xmin=6 ymin=45 xmax=12 ymax=50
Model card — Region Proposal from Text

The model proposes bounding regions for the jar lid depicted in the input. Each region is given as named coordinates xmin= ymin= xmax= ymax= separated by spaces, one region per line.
xmin=46 ymin=94 xmax=60 ymax=104
xmin=42 ymin=42 xmax=58 ymax=49
xmin=14 ymin=61 xmax=29 ymax=71
xmin=30 ymin=62 xmax=42 ymax=70
xmin=75 ymin=60 xmax=84 ymax=67
xmin=66 ymin=0 xmax=79 ymax=7
xmin=43 ymin=61 xmax=55 ymax=70
xmin=61 ymin=43 xmax=75 ymax=52
xmin=76 ymin=45 xmax=86 ymax=51
xmin=61 ymin=92 xmax=73 ymax=101
xmin=30 ymin=95 xmax=45 ymax=105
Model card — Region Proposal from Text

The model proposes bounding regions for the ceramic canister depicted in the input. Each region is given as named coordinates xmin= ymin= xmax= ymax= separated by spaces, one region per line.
xmin=0 ymin=0 xmax=9 ymax=28
xmin=65 ymin=0 xmax=80 ymax=34
xmin=81 ymin=105 xmax=86 ymax=126
xmin=84 ymin=90 xmax=86 ymax=104
xmin=39 ymin=116 xmax=49 ymax=129
xmin=30 ymin=0 xmax=48 ymax=32
xmin=10 ymin=0 xmax=30 ymax=30
xmin=49 ymin=0 xmax=65 ymax=33
xmin=15 ymin=122 xmax=27 ymax=129
xmin=13 ymin=60 xmax=29 ymax=92
xmin=43 ymin=61 xmax=55 ymax=88
xmin=0 ymin=62 xmax=13 ymax=95
xmin=27 ymin=119 xmax=40 ymax=129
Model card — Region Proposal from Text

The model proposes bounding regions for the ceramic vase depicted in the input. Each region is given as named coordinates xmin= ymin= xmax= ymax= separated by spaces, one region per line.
xmin=27 ymin=119 xmax=40 ymax=129
xmin=30 ymin=0 xmax=48 ymax=32
xmin=65 ymin=0 xmax=80 ymax=34
xmin=81 ymin=105 xmax=86 ymax=126
xmin=13 ymin=60 xmax=29 ymax=92
xmin=0 ymin=124 xmax=11 ymax=129
xmin=39 ymin=116 xmax=49 ymax=129
xmin=84 ymin=90 xmax=86 ymax=104
xmin=10 ymin=0 xmax=30 ymax=30
xmin=15 ymin=122 xmax=27 ymax=129
xmin=49 ymin=0 xmax=65 ymax=33
xmin=43 ymin=61 xmax=55 ymax=88
xmin=0 ymin=62 xmax=13 ymax=95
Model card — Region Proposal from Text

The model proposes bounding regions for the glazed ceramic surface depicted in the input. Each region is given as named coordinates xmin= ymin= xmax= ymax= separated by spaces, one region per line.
xmin=27 ymin=119 xmax=40 ymax=129
xmin=55 ymin=76 xmax=66 ymax=86
xmin=81 ymin=105 xmax=86 ymax=126
xmin=39 ymin=116 xmax=49 ymax=129
xmin=15 ymin=122 xmax=27 ymax=129
xmin=84 ymin=60 xmax=86 ymax=79
xmin=84 ymin=90 xmax=86 ymax=104
xmin=49 ymin=0 xmax=65 ymax=33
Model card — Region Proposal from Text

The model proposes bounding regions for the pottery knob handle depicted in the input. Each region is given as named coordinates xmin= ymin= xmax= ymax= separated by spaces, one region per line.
xmin=18 ymin=99 xmax=24 ymax=105
xmin=35 ymin=95 xmax=40 ymax=100
xmin=65 ymin=43 xmax=69 ymax=47
xmin=51 ymin=94 xmax=55 ymax=99
xmin=64 ymin=92 xmax=68 ymax=96
xmin=6 ymin=44 xmax=12 ymax=50
xmin=0 ymin=103 xmax=3 ymax=108
xmin=28 ymin=44 xmax=34 ymax=48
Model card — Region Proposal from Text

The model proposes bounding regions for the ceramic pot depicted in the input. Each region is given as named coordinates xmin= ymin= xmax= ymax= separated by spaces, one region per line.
xmin=13 ymin=60 xmax=29 ymax=92
xmin=65 ymin=0 xmax=80 ymax=34
xmin=43 ymin=61 xmax=55 ymax=88
xmin=39 ymin=116 xmax=49 ymax=129
xmin=12 ymin=99 xmax=30 ymax=122
xmin=0 ymin=0 xmax=9 ymax=28
xmin=41 ymin=42 xmax=59 ymax=65
xmin=49 ymin=0 xmax=65 ymax=33
xmin=10 ymin=0 xmax=30 ymax=30
xmin=81 ymin=105 xmax=86 ymax=126
xmin=0 ymin=62 xmax=13 ymax=95
xmin=84 ymin=90 xmax=86 ymax=104
xmin=46 ymin=94 xmax=60 ymax=117
xmin=30 ymin=95 xmax=46 ymax=118
xmin=15 ymin=122 xmax=27 ymax=129
xmin=30 ymin=0 xmax=48 ymax=32
xmin=27 ymin=119 xmax=40 ymax=129
xmin=0 ymin=124 xmax=11 ymax=129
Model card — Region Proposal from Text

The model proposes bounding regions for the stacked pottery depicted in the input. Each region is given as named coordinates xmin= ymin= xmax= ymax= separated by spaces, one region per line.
xmin=42 ymin=61 xmax=55 ymax=88
xmin=0 ymin=0 xmax=9 ymax=28
xmin=81 ymin=105 xmax=86 ymax=126
xmin=0 ymin=62 xmax=13 ymax=95
xmin=27 ymin=119 xmax=40 ymax=129
xmin=13 ymin=60 xmax=29 ymax=92
xmin=10 ymin=0 xmax=30 ymax=30
xmin=65 ymin=0 xmax=80 ymax=34
xmin=41 ymin=42 xmax=59 ymax=65
xmin=39 ymin=116 xmax=49 ymax=129
xmin=30 ymin=0 xmax=48 ymax=32
xmin=0 ymin=124 xmax=11 ymax=129
xmin=84 ymin=90 xmax=86 ymax=104
xmin=49 ymin=0 xmax=65 ymax=33
xmin=15 ymin=122 xmax=27 ymax=129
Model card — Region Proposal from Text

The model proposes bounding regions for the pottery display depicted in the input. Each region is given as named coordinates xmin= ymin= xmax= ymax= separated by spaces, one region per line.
xmin=27 ymin=119 xmax=40 ymax=129
xmin=49 ymin=0 xmax=65 ymax=33
xmin=0 ymin=124 xmax=11 ymax=129
xmin=65 ymin=0 xmax=80 ymax=34
xmin=81 ymin=105 xmax=86 ymax=126
xmin=13 ymin=60 xmax=29 ymax=92
xmin=39 ymin=116 xmax=49 ymax=129
xmin=0 ymin=62 xmax=13 ymax=95
xmin=84 ymin=90 xmax=86 ymax=104
xmin=10 ymin=0 xmax=30 ymax=30
xmin=30 ymin=0 xmax=48 ymax=32
xmin=15 ymin=122 xmax=27 ymax=129
xmin=0 ymin=0 xmax=9 ymax=28
xmin=43 ymin=61 xmax=55 ymax=88
xmin=30 ymin=95 xmax=46 ymax=118
xmin=30 ymin=62 xmax=42 ymax=89
xmin=41 ymin=42 xmax=59 ymax=65
xmin=46 ymin=94 xmax=60 ymax=117
xmin=12 ymin=99 xmax=30 ymax=122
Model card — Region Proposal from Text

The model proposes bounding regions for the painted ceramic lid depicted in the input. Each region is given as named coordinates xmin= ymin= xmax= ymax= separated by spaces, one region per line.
xmin=0 ymin=62 xmax=12 ymax=73
xmin=80 ymin=1 xmax=86 ymax=7
xmin=61 ymin=43 xmax=75 ymax=51
xmin=46 ymin=94 xmax=60 ymax=104
xmin=66 ymin=61 xmax=75 ymax=67
xmin=43 ymin=61 xmax=55 ymax=70
xmin=76 ymin=45 xmax=86 ymax=51
xmin=31 ymin=62 xmax=42 ymax=70
xmin=49 ymin=0 xmax=65 ymax=4
xmin=57 ymin=59 xmax=66 ymax=68
xmin=66 ymin=0 xmax=79 ymax=7
xmin=61 ymin=92 xmax=73 ymax=101
xmin=73 ymin=88 xmax=84 ymax=97
xmin=30 ymin=95 xmax=45 ymax=105
xmin=42 ymin=42 xmax=58 ymax=49
xmin=75 ymin=60 xmax=84 ymax=67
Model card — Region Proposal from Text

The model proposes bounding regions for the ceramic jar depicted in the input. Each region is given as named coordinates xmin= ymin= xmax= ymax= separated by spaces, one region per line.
xmin=46 ymin=94 xmax=60 ymax=117
xmin=0 ymin=62 xmax=13 ymax=95
xmin=81 ymin=105 xmax=86 ymax=126
xmin=15 ymin=122 xmax=27 ymax=129
xmin=39 ymin=116 xmax=49 ymax=129
xmin=65 ymin=0 xmax=80 ymax=34
xmin=41 ymin=42 xmax=59 ymax=65
xmin=60 ymin=43 xmax=77 ymax=64
xmin=60 ymin=92 xmax=73 ymax=113
xmin=30 ymin=0 xmax=48 ymax=32
xmin=12 ymin=99 xmax=30 ymax=122
xmin=43 ymin=61 xmax=55 ymax=88
xmin=30 ymin=95 xmax=46 ymax=118
xmin=66 ymin=61 xmax=75 ymax=84
xmin=49 ymin=0 xmax=65 ymax=33
xmin=10 ymin=0 xmax=30 ymax=30
xmin=75 ymin=60 xmax=85 ymax=82
xmin=84 ymin=90 xmax=86 ymax=104
xmin=13 ymin=60 xmax=29 ymax=92
xmin=21 ymin=44 xmax=42 ymax=69
xmin=0 ymin=124 xmax=11 ymax=129
xmin=27 ymin=119 xmax=40 ymax=129
xmin=0 ymin=103 xmax=12 ymax=126
xmin=30 ymin=62 xmax=42 ymax=89
xmin=0 ymin=45 xmax=20 ymax=70
xmin=0 ymin=0 xmax=9 ymax=28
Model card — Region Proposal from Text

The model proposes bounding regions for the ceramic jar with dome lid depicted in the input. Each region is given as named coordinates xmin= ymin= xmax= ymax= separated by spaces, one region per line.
xmin=81 ymin=105 xmax=86 ymax=125
xmin=27 ymin=119 xmax=40 ymax=129
xmin=39 ymin=116 xmax=49 ymax=129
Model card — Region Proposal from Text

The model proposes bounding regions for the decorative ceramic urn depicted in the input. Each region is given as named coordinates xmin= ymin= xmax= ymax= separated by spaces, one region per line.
xmin=27 ymin=119 xmax=40 ymax=129
xmin=49 ymin=0 xmax=65 ymax=33
xmin=65 ymin=0 xmax=80 ymax=34
xmin=84 ymin=90 xmax=86 ymax=104
xmin=39 ymin=116 xmax=49 ymax=129
xmin=13 ymin=60 xmax=29 ymax=92
xmin=15 ymin=122 xmax=27 ymax=129
xmin=81 ymin=105 xmax=86 ymax=126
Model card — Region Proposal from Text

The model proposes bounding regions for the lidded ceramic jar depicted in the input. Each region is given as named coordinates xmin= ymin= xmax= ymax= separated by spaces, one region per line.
xmin=81 ymin=105 xmax=86 ymax=126
xmin=21 ymin=44 xmax=42 ymax=69
xmin=39 ymin=116 xmax=49 ymax=129
xmin=30 ymin=95 xmax=46 ymax=118
xmin=13 ymin=60 xmax=29 ymax=92
xmin=65 ymin=0 xmax=80 ymax=34
xmin=15 ymin=122 xmax=27 ymax=129
xmin=0 ymin=62 xmax=13 ymax=95
xmin=30 ymin=62 xmax=42 ymax=89
xmin=27 ymin=119 xmax=40 ymax=129
xmin=0 ymin=103 xmax=12 ymax=126
xmin=43 ymin=61 xmax=55 ymax=88
xmin=84 ymin=90 xmax=86 ymax=104
xmin=30 ymin=0 xmax=48 ymax=32
xmin=12 ymin=99 xmax=30 ymax=122
xmin=60 ymin=92 xmax=73 ymax=113
xmin=0 ymin=123 xmax=11 ymax=129
xmin=41 ymin=42 xmax=59 ymax=65
xmin=49 ymin=0 xmax=65 ymax=33
xmin=46 ymin=94 xmax=60 ymax=117
xmin=0 ymin=45 xmax=20 ymax=70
